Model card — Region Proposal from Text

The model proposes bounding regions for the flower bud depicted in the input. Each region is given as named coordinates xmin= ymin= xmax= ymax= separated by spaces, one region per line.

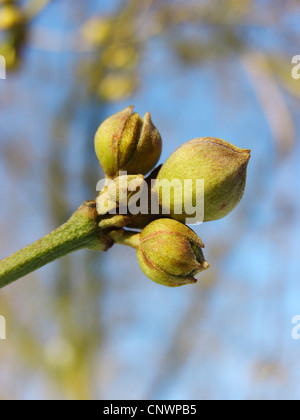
xmin=127 ymin=165 xmax=163 ymax=229
xmin=96 ymin=174 xmax=145 ymax=215
xmin=136 ymin=218 xmax=209 ymax=287
xmin=94 ymin=106 xmax=162 ymax=179
xmin=155 ymin=137 xmax=250 ymax=222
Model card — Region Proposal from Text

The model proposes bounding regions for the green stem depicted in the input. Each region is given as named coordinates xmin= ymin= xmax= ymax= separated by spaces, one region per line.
xmin=0 ymin=201 xmax=113 ymax=290
xmin=108 ymin=229 xmax=141 ymax=249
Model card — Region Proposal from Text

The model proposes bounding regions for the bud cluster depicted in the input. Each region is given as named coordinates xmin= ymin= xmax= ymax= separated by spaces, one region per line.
xmin=94 ymin=106 xmax=250 ymax=287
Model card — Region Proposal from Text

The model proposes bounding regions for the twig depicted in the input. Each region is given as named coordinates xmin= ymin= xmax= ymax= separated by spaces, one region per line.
xmin=0 ymin=201 xmax=113 ymax=289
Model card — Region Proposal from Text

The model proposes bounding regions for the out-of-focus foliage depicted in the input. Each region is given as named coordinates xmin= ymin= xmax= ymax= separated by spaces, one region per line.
xmin=0 ymin=0 xmax=300 ymax=400
xmin=0 ymin=0 xmax=26 ymax=69
xmin=2 ymin=0 xmax=299 ymax=146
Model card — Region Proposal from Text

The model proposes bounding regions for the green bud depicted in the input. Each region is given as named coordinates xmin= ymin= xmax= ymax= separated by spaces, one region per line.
xmin=94 ymin=106 xmax=162 ymax=179
xmin=136 ymin=218 xmax=209 ymax=287
xmin=155 ymin=137 xmax=250 ymax=222
xmin=96 ymin=174 xmax=145 ymax=215
xmin=127 ymin=165 xmax=163 ymax=229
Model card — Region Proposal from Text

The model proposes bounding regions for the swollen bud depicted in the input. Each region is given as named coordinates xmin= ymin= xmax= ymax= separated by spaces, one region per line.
xmin=136 ymin=218 xmax=209 ymax=287
xmin=155 ymin=137 xmax=250 ymax=222
xmin=96 ymin=174 xmax=145 ymax=215
xmin=94 ymin=106 xmax=162 ymax=179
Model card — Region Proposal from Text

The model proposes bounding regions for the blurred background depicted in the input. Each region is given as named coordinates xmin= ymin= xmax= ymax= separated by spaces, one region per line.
xmin=0 ymin=0 xmax=299 ymax=400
